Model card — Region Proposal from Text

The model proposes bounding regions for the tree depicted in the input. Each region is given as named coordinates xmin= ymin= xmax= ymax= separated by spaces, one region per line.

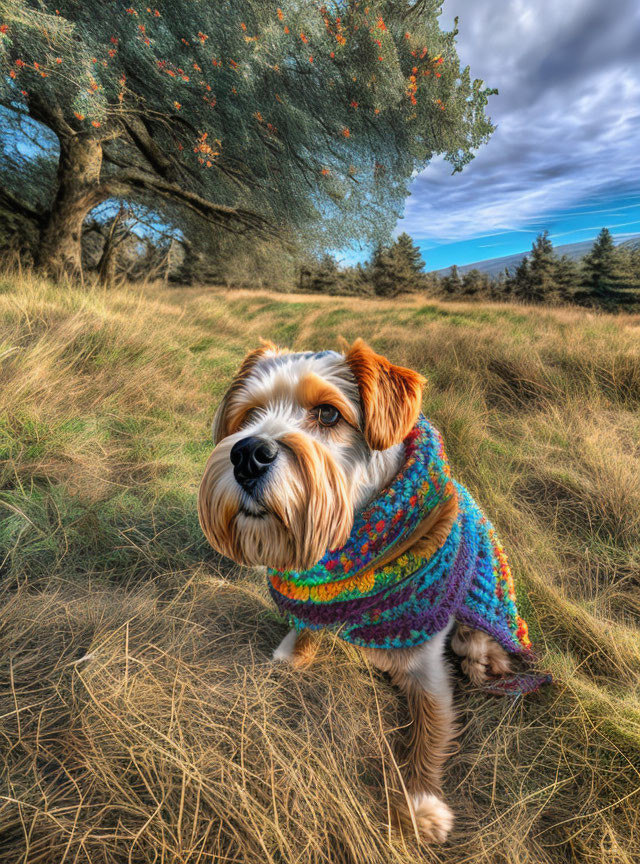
xmin=299 ymin=252 xmax=339 ymax=293
xmin=368 ymin=232 xmax=425 ymax=295
xmin=508 ymin=255 xmax=531 ymax=299
xmin=0 ymin=1 xmax=496 ymax=280
xmin=369 ymin=242 xmax=398 ymax=297
xmin=393 ymin=232 xmax=425 ymax=290
xmin=612 ymin=241 xmax=640 ymax=299
xmin=553 ymin=254 xmax=581 ymax=301
xmin=442 ymin=264 xmax=462 ymax=295
xmin=460 ymin=267 xmax=490 ymax=296
xmin=525 ymin=231 xmax=557 ymax=302
xmin=583 ymin=228 xmax=617 ymax=299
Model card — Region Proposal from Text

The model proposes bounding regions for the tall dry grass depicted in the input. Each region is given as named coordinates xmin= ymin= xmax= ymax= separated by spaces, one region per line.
xmin=1 ymin=270 xmax=639 ymax=863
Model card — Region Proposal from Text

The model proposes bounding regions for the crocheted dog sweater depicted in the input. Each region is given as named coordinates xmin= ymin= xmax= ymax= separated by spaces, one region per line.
xmin=268 ymin=415 xmax=550 ymax=695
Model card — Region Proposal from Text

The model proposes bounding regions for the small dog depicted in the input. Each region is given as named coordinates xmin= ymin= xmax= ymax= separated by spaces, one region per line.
xmin=198 ymin=339 xmax=547 ymax=844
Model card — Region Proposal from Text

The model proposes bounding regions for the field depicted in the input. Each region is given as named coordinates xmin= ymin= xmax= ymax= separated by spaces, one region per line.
xmin=1 ymin=271 xmax=639 ymax=864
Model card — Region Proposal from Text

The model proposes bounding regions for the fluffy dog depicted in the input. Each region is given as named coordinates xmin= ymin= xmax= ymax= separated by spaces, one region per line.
xmin=198 ymin=339 xmax=547 ymax=844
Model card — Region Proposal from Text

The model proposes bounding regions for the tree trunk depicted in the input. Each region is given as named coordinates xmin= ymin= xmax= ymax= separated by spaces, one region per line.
xmin=37 ymin=136 xmax=107 ymax=281
xmin=97 ymin=208 xmax=125 ymax=288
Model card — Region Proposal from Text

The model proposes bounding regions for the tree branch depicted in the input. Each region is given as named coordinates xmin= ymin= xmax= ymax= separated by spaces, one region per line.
xmin=105 ymin=169 xmax=277 ymax=236
xmin=122 ymin=116 xmax=182 ymax=182
xmin=0 ymin=185 xmax=44 ymax=225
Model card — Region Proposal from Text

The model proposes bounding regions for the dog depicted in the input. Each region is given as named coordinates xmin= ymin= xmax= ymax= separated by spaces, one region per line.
xmin=198 ymin=339 xmax=547 ymax=844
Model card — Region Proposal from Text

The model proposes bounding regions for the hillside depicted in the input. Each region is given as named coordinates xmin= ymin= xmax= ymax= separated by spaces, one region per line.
xmin=1 ymin=273 xmax=639 ymax=864
xmin=433 ymin=232 xmax=640 ymax=277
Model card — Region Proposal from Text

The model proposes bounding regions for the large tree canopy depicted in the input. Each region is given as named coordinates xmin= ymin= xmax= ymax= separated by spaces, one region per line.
xmin=0 ymin=0 xmax=495 ymax=278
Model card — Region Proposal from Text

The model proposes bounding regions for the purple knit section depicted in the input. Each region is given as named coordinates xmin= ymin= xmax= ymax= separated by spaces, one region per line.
xmin=269 ymin=573 xmax=420 ymax=627
xmin=456 ymin=604 xmax=526 ymax=657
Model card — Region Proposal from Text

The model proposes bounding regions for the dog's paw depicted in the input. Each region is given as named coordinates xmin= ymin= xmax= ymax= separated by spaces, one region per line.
xmin=271 ymin=645 xmax=293 ymax=663
xmin=411 ymin=793 xmax=454 ymax=844
xmin=271 ymin=628 xmax=297 ymax=663
xmin=452 ymin=625 xmax=512 ymax=686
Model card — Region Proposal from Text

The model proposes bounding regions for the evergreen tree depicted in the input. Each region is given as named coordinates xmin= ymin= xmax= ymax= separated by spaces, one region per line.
xmin=495 ymin=267 xmax=512 ymax=297
xmin=461 ymin=268 xmax=490 ymax=296
xmin=370 ymin=243 xmax=398 ymax=297
xmin=0 ymin=0 xmax=496 ymax=280
xmin=301 ymin=253 xmax=339 ymax=293
xmin=612 ymin=242 xmax=640 ymax=297
xmin=442 ymin=264 xmax=462 ymax=295
xmin=583 ymin=228 xmax=617 ymax=299
xmin=553 ymin=254 xmax=581 ymax=301
xmin=393 ymin=232 xmax=425 ymax=290
xmin=510 ymin=256 xmax=531 ymax=299
xmin=526 ymin=231 xmax=557 ymax=301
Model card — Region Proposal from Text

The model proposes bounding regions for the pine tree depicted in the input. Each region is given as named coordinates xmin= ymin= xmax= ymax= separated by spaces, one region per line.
xmin=443 ymin=264 xmax=462 ymax=295
xmin=583 ymin=228 xmax=617 ymax=299
xmin=526 ymin=231 xmax=557 ymax=302
xmin=495 ymin=267 xmax=512 ymax=298
xmin=510 ymin=256 xmax=531 ymax=299
xmin=370 ymin=243 xmax=398 ymax=297
xmin=303 ymin=253 xmax=339 ymax=293
xmin=461 ymin=268 xmax=490 ymax=296
xmin=553 ymin=254 xmax=581 ymax=301
xmin=612 ymin=242 xmax=640 ymax=298
xmin=0 ymin=0 xmax=496 ymax=280
xmin=393 ymin=232 xmax=425 ymax=290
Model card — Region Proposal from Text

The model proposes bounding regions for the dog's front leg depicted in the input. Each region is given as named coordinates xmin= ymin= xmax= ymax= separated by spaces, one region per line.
xmin=400 ymin=626 xmax=457 ymax=843
xmin=272 ymin=628 xmax=319 ymax=668
xmin=366 ymin=622 xmax=457 ymax=843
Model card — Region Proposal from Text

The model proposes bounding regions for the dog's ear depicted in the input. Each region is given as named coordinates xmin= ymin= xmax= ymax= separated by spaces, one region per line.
xmin=345 ymin=338 xmax=426 ymax=450
xmin=212 ymin=340 xmax=282 ymax=443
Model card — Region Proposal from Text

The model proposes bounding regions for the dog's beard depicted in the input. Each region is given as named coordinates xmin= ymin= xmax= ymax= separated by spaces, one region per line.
xmin=198 ymin=433 xmax=353 ymax=570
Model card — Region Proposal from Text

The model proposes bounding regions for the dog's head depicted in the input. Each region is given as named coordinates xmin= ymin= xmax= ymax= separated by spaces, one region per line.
xmin=198 ymin=339 xmax=425 ymax=570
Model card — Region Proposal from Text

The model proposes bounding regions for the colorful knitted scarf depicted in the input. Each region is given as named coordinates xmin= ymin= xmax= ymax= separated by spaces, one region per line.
xmin=268 ymin=415 xmax=550 ymax=695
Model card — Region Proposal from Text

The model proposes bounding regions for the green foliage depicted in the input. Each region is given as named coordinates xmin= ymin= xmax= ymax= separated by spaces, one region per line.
xmin=553 ymin=254 xmax=581 ymax=298
xmin=0 ymin=107 xmax=58 ymax=212
xmin=583 ymin=228 xmax=617 ymax=297
xmin=460 ymin=267 xmax=490 ymax=296
xmin=442 ymin=263 xmax=462 ymax=295
xmin=613 ymin=241 xmax=640 ymax=294
xmin=300 ymin=253 xmax=341 ymax=293
xmin=0 ymin=0 xmax=496 ymax=252
xmin=369 ymin=232 xmax=426 ymax=296
xmin=369 ymin=242 xmax=398 ymax=296
xmin=496 ymin=231 xmax=637 ymax=307
xmin=395 ymin=231 xmax=425 ymax=274
xmin=526 ymin=230 xmax=557 ymax=301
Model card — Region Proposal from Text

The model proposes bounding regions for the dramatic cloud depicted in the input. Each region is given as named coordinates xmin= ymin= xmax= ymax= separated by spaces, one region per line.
xmin=402 ymin=0 xmax=640 ymax=243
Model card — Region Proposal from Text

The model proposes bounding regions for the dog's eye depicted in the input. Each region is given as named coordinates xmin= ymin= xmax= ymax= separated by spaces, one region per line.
xmin=315 ymin=404 xmax=341 ymax=427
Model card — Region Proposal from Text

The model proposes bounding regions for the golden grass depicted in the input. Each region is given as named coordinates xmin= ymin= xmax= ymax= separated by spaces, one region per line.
xmin=1 ymin=269 xmax=639 ymax=863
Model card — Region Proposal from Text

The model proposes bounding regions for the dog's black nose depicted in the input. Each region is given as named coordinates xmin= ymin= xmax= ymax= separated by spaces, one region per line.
xmin=230 ymin=436 xmax=278 ymax=490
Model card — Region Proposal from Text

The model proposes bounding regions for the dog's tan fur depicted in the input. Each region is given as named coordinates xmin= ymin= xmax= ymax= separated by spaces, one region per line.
xmin=451 ymin=623 xmax=512 ymax=685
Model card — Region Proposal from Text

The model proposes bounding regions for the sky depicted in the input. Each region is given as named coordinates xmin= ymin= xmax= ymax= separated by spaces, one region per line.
xmin=400 ymin=0 xmax=640 ymax=271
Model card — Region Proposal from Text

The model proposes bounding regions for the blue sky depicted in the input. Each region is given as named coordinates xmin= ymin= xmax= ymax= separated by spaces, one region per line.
xmin=398 ymin=0 xmax=640 ymax=271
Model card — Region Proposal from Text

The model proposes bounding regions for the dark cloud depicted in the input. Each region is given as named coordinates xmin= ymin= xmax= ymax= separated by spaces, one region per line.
xmin=402 ymin=0 xmax=640 ymax=241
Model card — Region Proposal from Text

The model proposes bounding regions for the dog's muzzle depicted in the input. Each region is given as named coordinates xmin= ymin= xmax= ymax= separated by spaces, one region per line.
xmin=230 ymin=436 xmax=278 ymax=494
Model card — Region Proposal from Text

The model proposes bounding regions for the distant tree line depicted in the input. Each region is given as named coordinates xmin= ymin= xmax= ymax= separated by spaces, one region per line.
xmin=298 ymin=228 xmax=640 ymax=310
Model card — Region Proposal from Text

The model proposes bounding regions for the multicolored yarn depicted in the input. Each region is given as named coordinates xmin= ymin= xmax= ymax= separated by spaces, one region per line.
xmin=268 ymin=415 xmax=551 ymax=696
